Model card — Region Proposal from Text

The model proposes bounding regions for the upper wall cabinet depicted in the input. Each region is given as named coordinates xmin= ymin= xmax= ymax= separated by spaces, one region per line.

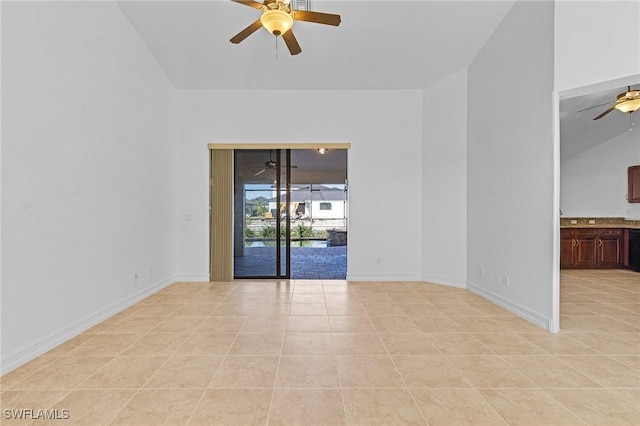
xmin=629 ymin=166 xmax=640 ymax=203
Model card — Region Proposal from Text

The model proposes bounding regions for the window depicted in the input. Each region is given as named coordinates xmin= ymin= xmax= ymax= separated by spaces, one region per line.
xmin=319 ymin=202 xmax=332 ymax=211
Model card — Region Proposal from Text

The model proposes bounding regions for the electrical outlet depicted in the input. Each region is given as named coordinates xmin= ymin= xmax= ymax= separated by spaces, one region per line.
xmin=570 ymin=220 xmax=578 ymax=225
xmin=502 ymin=275 xmax=510 ymax=287
xmin=588 ymin=219 xmax=596 ymax=224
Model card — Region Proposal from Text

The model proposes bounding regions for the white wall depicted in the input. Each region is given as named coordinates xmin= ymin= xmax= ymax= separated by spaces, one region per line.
xmin=561 ymin=130 xmax=640 ymax=218
xmin=422 ymin=70 xmax=467 ymax=287
xmin=467 ymin=1 xmax=555 ymax=329
xmin=555 ymin=1 xmax=640 ymax=93
xmin=555 ymin=0 xmax=640 ymax=220
xmin=175 ymin=90 xmax=423 ymax=281
xmin=1 ymin=2 xmax=176 ymax=372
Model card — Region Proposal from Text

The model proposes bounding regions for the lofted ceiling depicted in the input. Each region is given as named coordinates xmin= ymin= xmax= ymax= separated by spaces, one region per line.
xmin=117 ymin=0 xmax=516 ymax=90
xmin=116 ymin=0 xmax=637 ymax=160
xmin=560 ymin=82 xmax=640 ymax=161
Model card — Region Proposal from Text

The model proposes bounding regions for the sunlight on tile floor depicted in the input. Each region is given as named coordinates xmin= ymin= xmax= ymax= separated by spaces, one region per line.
xmin=1 ymin=270 xmax=638 ymax=424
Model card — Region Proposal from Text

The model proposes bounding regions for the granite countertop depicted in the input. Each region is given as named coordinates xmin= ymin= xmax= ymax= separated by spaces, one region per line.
xmin=560 ymin=217 xmax=640 ymax=229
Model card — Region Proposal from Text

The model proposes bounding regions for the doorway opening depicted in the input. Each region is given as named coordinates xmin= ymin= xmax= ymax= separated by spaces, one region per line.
xmin=228 ymin=147 xmax=348 ymax=279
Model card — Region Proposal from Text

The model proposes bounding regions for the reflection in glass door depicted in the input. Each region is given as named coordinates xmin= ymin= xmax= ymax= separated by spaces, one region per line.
xmin=233 ymin=149 xmax=291 ymax=278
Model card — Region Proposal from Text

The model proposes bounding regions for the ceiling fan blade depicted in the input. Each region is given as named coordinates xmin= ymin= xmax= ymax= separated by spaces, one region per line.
xmin=593 ymin=106 xmax=616 ymax=120
xmin=230 ymin=20 xmax=263 ymax=44
xmin=231 ymin=0 xmax=265 ymax=10
xmin=576 ymin=101 xmax=614 ymax=113
xmin=282 ymin=30 xmax=302 ymax=55
xmin=292 ymin=10 xmax=341 ymax=26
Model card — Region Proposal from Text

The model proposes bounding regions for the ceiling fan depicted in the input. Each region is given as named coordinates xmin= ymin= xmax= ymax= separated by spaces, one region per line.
xmin=229 ymin=0 xmax=341 ymax=55
xmin=254 ymin=150 xmax=298 ymax=176
xmin=579 ymin=86 xmax=640 ymax=120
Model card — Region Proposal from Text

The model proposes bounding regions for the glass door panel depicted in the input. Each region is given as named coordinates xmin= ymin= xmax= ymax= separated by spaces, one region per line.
xmin=278 ymin=150 xmax=291 ymax=277
xmin=233 ymin=149 xmax=290 ymax=278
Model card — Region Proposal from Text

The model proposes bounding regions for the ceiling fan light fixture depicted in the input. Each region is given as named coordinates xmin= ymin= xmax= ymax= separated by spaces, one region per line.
xmin=614 ymin=98 xmax=640 ymax=113
xmin=260 ymin=9 xmax=293 ymax=36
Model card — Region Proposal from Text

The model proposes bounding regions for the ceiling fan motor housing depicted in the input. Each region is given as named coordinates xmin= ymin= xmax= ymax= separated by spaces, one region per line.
xmin=260 ymin=9 xmax=293 ymax=35
xmin=615 ymin=89 xmax=640 ymax=114
xmin=230 ymin=0 xmax=341 ymax=55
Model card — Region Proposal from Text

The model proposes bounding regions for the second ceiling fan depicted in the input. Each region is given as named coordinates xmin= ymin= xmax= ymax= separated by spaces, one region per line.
xmin=579 ymin=86 xmax=640 ymax=120
xmin=229 ymin=0 xmax=341 ymax=55
xmin=254 ymin=150 xmax=298 ymax=176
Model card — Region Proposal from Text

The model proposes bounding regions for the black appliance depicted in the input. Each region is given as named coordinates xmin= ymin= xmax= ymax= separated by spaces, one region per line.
xmin=629 ymin=229 xmax=640 ymax=272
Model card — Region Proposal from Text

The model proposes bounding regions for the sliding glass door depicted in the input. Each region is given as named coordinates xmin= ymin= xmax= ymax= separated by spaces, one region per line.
xmin=233 ymin=149 xmax=291 ymax=278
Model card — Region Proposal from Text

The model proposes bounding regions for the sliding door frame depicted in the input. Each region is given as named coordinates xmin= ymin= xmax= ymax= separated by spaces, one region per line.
xmin=209 ymin=143 xmax=351 ymax=282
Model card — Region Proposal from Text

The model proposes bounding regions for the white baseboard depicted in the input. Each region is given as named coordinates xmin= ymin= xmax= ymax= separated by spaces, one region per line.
xmin=346 ymin=274 xmax=423 ymax=282
xmin=466 ymin=281 xmax=551 ymax=331
xmin=0 ymin=275 xmax=177 ymax=376
xmin=421 ymin=273 xmax=467 ymax=289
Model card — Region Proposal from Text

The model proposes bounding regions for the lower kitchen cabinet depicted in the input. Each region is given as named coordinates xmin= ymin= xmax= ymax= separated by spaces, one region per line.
xmin=560 ymin=228 xmax=623 ymax=269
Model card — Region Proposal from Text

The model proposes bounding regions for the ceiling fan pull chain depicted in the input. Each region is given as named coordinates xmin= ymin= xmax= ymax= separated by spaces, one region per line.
xmin=275 ymin=35 xmax=278 ymax=60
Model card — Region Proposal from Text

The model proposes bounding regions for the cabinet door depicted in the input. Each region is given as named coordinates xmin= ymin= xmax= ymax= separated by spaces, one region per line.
xmin=560 ymin=232 xmax=576 ymax=267
xmin=575 ymin=237 xmax=598 ymax=267
xmin=598 ymin=237 xmax=622 ymax=267
xmin=629 ymin=166 xmax=640 ymax=203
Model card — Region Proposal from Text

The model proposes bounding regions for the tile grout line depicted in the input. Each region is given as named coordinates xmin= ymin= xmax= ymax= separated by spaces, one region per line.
xmin=103 ymin=289 xmax=219 ymax=425
xmin=103 ymin=282 xmax=239 ymax=425
xmin=185 ymin=281 xmax=254 ymax=425
xmin=4 ymin=272 xmax=638 ymax=424
xmin=351 ymin=283 xmax=434 ymax=425
xmin=265 ymin=279 xmax=295 ymax=426
xmin=323 ymin=283 xmax=350 ymax=426
xmin=65 ymin=304 xmax=194 ymax=424
xmin=368 ymin=290 xmax=431 ymax=425
xmin=415 ymin=294 xmax=510 ymax=426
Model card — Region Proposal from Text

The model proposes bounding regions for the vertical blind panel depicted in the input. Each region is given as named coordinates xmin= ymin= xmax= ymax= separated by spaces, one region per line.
xmin=210 ymin=149 xmax=233 ymax=282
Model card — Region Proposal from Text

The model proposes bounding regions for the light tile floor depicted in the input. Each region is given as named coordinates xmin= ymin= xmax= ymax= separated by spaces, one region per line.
xmin=1 ymin=270 xmax=638 ymax=425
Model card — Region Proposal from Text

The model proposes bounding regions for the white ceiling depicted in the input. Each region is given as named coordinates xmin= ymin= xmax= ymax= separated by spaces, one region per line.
xmin=117 ymin=0 xmax=516 ymax=90
xmin=560 ymin=82 xmax=640 ymax=160
xmin=116 ymin=0 xmax=638 ymax=160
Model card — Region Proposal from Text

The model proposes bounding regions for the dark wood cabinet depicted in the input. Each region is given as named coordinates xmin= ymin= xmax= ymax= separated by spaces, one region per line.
xmin=560 ymin=230 xmax=576 ymax=268
xmin=598 ymin=229 xmax=623 ymax=267
xmin=629 ymin=165 xmax=640 ymax=203
xmin=561 ymin=228 xmax=623 ymax=269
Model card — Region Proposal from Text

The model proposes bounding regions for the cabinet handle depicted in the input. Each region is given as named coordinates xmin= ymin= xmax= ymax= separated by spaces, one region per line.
xmin=598 ymin=239 xmax=602 ymax=247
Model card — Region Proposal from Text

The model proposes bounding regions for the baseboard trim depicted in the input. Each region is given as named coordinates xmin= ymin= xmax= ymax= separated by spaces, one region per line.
xmin=466 ymin=281 xmax=551 ymax=331
xmin=346 ymin=274 xmax=423 ymax=282
xmin=0 ymin=275 xmax=177 ymax=375
xmin=421 ymin=274 xmax=466 ymax=289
